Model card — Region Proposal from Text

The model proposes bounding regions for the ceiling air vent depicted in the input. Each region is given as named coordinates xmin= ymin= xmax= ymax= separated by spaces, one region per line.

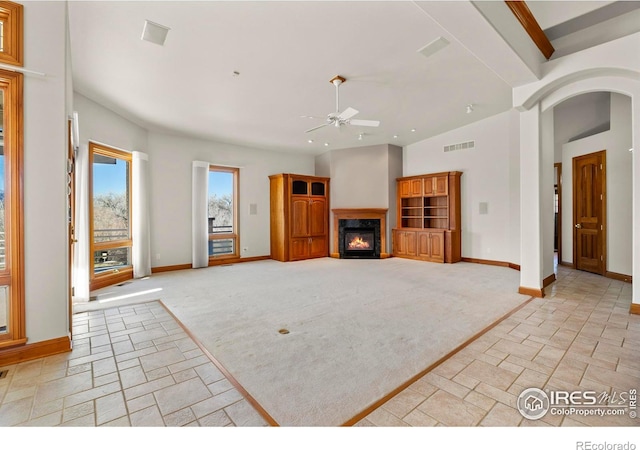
xmin=444 ymin=140 xmax=475 ymax=152
xmin=141 ymin=20 xmax=170 ymax=46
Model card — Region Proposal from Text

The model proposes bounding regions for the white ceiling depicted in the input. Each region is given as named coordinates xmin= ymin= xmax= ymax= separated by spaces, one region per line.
xmin=67 ymin=1 xmax=636 ymax=155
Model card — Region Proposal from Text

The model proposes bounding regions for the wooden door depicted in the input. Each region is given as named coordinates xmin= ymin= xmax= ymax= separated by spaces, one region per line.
xmin=423 ymin=176 xmax=435 ymax=196
xmin=410 ymin=179 xmax=422 ymax=197
xmin=291 ymin=198 xmax=309 ymax=238
xmin=308 ymin=198 xmax=326 ymax=236
xmin=573 ymin=151 xmax=605 ymax=275
xmin=399 ymin=180 xmax=411 ymax=198
xmin=67 ymin=119 xmax=76 ymax=338
xmin=417 ymin=231 xmax=431 ymax=258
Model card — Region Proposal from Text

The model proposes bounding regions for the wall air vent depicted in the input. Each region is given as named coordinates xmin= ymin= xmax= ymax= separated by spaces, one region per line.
xmin=444 ymin=140 xmax=475 ymax=152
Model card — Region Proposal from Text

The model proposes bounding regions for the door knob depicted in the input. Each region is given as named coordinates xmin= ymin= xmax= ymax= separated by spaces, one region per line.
xmin=575 ymin=224 xmax=582 ymax=229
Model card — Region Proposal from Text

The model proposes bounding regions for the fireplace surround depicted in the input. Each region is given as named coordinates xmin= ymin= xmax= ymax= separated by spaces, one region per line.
xmin=331 ymin=208 xmax=389 ymax=259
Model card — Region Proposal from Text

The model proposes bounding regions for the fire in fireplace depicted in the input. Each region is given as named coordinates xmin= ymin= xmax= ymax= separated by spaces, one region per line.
xmin=346 ymin=231 xmax=373 ymax=250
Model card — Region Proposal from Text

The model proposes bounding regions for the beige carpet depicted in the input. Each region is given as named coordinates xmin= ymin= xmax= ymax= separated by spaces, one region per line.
xmin=81 ymin=257 xmax=530 ymax=426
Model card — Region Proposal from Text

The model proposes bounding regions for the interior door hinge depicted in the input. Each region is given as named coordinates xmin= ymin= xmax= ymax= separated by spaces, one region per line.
xmin=600 ymin=164 xmax=603 ymax=170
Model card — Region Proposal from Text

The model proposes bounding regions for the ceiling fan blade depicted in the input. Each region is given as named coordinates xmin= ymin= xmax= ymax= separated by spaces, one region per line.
xmin=350 ymin=119 xmax=380 ymax=127
xmin=305 ymin=122 xmax=330 ymax=133
xmin=338 ymin=107 xmax=359 ymax=120
xmin=301 ymin=115 xmax=325 ymax=120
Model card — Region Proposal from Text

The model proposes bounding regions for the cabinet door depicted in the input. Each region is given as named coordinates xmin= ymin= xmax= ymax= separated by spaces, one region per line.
xmin=424 ymin=175 xmax=449 ymax=197
xmin=395 ymin=231 xmax=417 ymax=256
xmin=417 ymin=232 xmax=431 ymax=258
xmin=433 ymin=175 xmax=448 ymax=196
xmin=429 ymin=231 xmax=445 ymax=263
xmin=410 ymin=179 xmax=422 ymax=197
xmin=309 ymin=236 xmax=327 ymax=258
xmin=290 ymin=238 xmax=310 ymax=260
xmin=308 ymin=198 xmax=327 ymax=236
xmin=399 ymin=179 xmax=422 ymax=197
xmin=399 ymin=180 xmax=411 ymax=198
xmin=291 ymin=198 xmax=309 ymax=237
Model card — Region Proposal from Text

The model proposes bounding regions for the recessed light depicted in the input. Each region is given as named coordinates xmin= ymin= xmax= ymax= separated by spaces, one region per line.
xmin=308 ymin=139 xmax=314 ymax=144
xmin=358 ymin=133 xmax=363 ymax=141
xmin=393 ymin=135 xmax=399 ymax=139
xmin=466 ymin=104 xmax=474 ymax=114
xmin=141 ymin=20 xmax=170 ymax=46
xmin=411 ymin=128 xmax=416 ymax=133
xmin=324 ymin=142 xmax=329 ymax=147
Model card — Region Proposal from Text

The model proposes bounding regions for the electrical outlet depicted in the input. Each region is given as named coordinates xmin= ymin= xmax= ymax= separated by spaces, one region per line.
xmin=242 ymin=247 xmax=248 ymax=253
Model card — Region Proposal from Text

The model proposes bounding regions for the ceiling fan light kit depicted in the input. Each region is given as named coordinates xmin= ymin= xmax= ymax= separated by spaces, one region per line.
xmin=304 ymin=75 xmax=381 ymax=134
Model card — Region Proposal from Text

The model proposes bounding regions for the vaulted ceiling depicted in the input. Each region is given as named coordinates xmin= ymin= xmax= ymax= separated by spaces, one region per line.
xmin=67 ymin=1 xmax=640 ymax=155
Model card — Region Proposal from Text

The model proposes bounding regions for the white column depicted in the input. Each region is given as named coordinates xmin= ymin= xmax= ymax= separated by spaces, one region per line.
xmin=520 ymin=104 xmax=543 ymax=294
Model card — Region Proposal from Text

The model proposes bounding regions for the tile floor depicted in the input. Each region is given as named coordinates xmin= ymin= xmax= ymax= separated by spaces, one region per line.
xmin=358 ymin=265 xmax=639 ymax=427
xmin=0 ymin=264 xmax=638 ymax=427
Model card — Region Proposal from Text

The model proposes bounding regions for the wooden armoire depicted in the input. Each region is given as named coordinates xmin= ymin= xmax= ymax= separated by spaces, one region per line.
xmin=392 ymin=171 xmax=462 ymax=263
xmin=269 ymin=173 xmax=330 ymax=262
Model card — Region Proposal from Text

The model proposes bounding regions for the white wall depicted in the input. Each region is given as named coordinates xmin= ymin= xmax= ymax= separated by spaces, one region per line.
xmin=23 ymin=1 xmax=69 ymax=343
xmin=404 ymin=109 xmax=521 ymax=264
xmin=74 ymin=93 xmax=148 ymax=154
xmin=553 ymin=92 xmax=610 ymax=162
xmin=148 ymin=132 xmax=314 ymax=266
xmin=561 ymin=93 xmax=633 ymax=275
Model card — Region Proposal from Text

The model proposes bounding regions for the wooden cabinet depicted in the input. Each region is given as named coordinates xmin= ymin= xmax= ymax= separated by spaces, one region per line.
xmin=393 ymin=171 xmax=462 ymax=263
xmin=269 ymin=174 xmax=330 ymax=262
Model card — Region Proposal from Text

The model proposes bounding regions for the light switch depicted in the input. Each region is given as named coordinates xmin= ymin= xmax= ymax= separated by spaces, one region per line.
xmin=479 ymin=202 xmax=488 ymax=215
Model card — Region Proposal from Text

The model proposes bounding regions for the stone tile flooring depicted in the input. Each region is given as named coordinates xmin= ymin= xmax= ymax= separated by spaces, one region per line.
xmin=0 ymin=264 xmax=638 ymax=428
xmin=358 ymin=265 xmax=639 ymax=427
xmin=0 ymin=301 xmax=267 ymax=427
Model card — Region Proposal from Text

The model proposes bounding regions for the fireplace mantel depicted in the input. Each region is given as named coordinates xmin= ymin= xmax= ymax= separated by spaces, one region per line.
xmin=331 ymin=208 xmax=390 ymax=259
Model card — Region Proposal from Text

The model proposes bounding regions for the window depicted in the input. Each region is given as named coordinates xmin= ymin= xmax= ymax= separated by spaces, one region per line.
xmin=90 ymin=142 xmax=133 ymax=290
xmin=208 ymin=166 xmax=238 ymax=259
xmin=0 ymin=1 xmax=23 ymax=67
xmin=0 ymin=68 xmax=24 ymax=348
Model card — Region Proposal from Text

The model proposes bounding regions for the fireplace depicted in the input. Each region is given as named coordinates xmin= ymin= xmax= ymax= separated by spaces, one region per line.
xmin=340 ymin=222 xmax=379 ymax=258
xmin=331 ymin=208 xmax=389 ymax=259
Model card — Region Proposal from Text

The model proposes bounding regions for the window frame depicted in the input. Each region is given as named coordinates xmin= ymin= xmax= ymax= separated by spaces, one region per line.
xmin=0 ymin=1 xmax=23 ymax=67
xmin=0 ymin=67 xmax=24 ymax=349
xmin=89 ymin=142 xmax=133 ymax=290
xmin=208 ymin=165 xmax=239 ymax=261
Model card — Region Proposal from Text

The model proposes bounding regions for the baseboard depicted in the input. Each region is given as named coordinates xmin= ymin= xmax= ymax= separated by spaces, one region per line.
xmin=543 ymin=273 xmax=556 ymax=288
xmin=630 ymin=303 xmax=640 ymax=315
xmin=461 ymin=257 xmax=520 ymax=271
xmin=559 ymin=261 xmax=574 ymax=268
xmin=518 ymin=286 xmax=545 ymax=298
xmin=208 ymin=255 xmax=270 ymax=267
xmin=152 ymin=256 xmax=271 ymax=273
xmin=605 ymin=271 xmax=632 ymax=283
xmin=152 ymin=263 xmax=192 ymax=273
xmin=0 ymin=336 xmax=71 ymax=367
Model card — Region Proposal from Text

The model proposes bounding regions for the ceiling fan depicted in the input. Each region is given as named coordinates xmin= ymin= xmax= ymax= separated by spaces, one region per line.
xmin=304 ymin=75 xmax=380 ymax=133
